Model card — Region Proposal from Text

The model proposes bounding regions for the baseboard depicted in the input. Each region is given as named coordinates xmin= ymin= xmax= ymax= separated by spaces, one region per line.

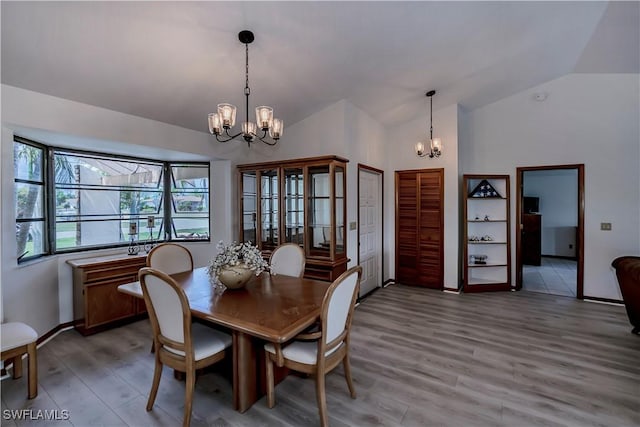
xmin=37 ymin=321 xmax=74 ymax=347
xmin=443 ymin=287 xmax=461 ymax=294
xmin=382 ymin=279 xmax=395 ymax=288
xmin=583 ymin=296 xmax=623 ymax=305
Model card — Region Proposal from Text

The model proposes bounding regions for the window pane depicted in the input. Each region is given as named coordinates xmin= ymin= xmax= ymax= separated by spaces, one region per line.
xmin=171 ymin=192 xmax=208 ymax=213
xmin=54 ymin=152 xmax=163 ymax=189
xmin=16 ymin=221 xmax=45 ymax=259
xmin=56 ymin=219 xmax=146 ymax=250
xmin=14 ymin=142 xmax=43 ymax=182
xmin=15 ymin=183 xmax=44 ymax=219
xmin=171 ymin=164 xmax=210 ymax=241
xmin=171 ymin=218 xmax=209 ymax=240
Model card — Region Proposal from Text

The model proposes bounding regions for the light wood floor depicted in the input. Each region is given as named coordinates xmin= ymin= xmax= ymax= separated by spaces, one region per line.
xmin=2 ymin=285 xmax=639 ymax=426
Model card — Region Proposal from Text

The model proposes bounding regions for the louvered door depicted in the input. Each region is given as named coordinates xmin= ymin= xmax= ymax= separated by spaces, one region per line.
xmin=395 ymin=169 xmax=444 ymax=289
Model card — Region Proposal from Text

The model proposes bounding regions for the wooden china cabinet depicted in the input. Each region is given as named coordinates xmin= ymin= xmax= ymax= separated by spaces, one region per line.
xmin=237 ymin=155 xmax=348 ymax=281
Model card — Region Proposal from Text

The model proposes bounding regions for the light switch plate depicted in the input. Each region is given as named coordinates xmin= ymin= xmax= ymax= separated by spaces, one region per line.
xmin=601 ymin=222 xmax=612 ymax=231
xmin=349 ymin=221 xmax=357 ymax=230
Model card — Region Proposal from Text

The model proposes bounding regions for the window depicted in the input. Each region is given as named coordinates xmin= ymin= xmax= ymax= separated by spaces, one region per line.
xmin=54 ymin=150 xmax=165 ymax=251
xmin=169 ymin=164 xmax=209 ymax=240
xmin=14 ymin=139 xmax=47 ymax=261
xmin=13 ymin=137 xmax=210 ymax=261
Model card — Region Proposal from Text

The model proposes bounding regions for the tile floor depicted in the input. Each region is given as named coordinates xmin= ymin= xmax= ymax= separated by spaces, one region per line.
xmin=523 ymin=256 xmax=577 ymax=297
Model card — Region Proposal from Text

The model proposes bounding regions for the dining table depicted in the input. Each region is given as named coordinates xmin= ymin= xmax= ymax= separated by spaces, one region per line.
xmin=118 ymin=266 xmax=331 ymax=412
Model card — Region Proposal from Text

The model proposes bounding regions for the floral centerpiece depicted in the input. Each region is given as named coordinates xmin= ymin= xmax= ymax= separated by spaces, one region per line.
xmin=208 ymin=241 xmax=270 ymax=289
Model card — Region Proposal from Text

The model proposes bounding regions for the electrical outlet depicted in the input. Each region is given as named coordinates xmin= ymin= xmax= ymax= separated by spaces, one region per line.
xmin=349 ymin=221 xmax=357 ymax=231
xmin=600 ymin=222 xmax=612 ymax=231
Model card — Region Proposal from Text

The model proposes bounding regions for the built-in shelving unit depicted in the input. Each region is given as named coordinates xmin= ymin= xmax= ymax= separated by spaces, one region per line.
xmin=463 ymin=175 xmax=511 ymax=292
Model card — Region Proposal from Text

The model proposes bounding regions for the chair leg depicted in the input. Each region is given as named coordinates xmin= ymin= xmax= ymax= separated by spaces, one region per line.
xmin=27 ymin=342 xmax=37 ymax=399
xmin=146 ymin=358 xmax=163 ymax=411
xmin=12 ymin=355 xmax=23 ymax=379
xmin=315 ymin=372 xmax=328 ymax=427
xmin=343 ymin=354 xmax=356 ymax=399
xmin=183 ymin=370 xmax=195 ymax=427
xmin=265 ymin=354 xmax=275 ymax=408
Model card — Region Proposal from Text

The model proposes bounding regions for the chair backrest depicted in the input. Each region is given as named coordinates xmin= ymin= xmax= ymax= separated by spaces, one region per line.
xmin=320 ymin=266 xmax=362 ymax=349
xmin=147 ymin=243 xmax=194 ymax=275
xmin=270 ymin=243 xmax=306 ymax=278
xmin=139 ymin=267 xmax=192 ymax=356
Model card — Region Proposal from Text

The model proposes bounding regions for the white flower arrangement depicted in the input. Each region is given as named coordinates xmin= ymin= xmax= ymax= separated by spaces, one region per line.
xmin=208 ymin=241 xmax=270 ymax=278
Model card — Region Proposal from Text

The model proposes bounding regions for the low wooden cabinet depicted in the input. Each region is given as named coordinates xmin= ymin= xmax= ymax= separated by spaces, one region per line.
xmin=68 ymin=253 xmax=147 ymax=335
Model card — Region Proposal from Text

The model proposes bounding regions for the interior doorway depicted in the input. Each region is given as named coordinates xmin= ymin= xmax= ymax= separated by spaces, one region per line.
xmin=358 ymin=164 xmax=384 ymax=298
xmin=515 ymin=165 xmax=584 ymax=298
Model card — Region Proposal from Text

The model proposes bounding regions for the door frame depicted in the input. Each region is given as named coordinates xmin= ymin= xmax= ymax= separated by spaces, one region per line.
xmin=357 ymin=164 xmax=384 ymax=294
xmin=515 ymin=164 xmax=584 ymax=299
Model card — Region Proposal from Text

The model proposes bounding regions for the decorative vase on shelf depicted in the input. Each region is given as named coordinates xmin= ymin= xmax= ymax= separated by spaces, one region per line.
xmin=216 ymin=263 xmax=253 ymax=289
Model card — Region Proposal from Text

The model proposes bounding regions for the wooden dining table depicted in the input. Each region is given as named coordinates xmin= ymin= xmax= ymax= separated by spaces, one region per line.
xmin=118 ymin=267 xmax=331 ymax=412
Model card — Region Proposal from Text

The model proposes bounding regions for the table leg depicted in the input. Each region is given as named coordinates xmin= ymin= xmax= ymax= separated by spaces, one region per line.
xmin=232 ymin=331 xmax=257 ymax=412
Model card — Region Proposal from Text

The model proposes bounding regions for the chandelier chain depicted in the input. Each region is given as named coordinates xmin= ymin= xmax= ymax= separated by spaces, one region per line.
xmin=244 ymin=42 xmax=250 ymax=96
xmin=430 ymin=95 xmax=433 ymax=142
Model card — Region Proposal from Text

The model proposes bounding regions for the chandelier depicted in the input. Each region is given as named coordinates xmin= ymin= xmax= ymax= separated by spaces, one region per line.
xmin=415 ymin=90 xmax=442 ymax=158
xmin=208 ymin=30 xmax=283 ymax=147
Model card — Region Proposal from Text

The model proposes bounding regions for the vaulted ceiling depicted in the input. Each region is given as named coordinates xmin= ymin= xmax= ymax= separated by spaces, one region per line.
xmin=2 ymin=1 xmax=638 ymax=134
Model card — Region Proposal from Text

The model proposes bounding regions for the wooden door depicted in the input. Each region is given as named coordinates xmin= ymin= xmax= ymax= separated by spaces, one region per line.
xmin=395 ymin=169 xmax=444 ymax=289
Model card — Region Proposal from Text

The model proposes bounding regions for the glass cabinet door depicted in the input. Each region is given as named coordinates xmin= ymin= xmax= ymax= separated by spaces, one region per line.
xmin=307 ymin=165 xmax=331 ymax=256
xmin=335 ymin=165 xmax=345 ymax=255
xmin=260 ymin=169 xmax=279 ymax=251
xmin=240 ymin=171 xmax=257 ymax=244
xmin=284 ymin=168 xmax=304 ymax=246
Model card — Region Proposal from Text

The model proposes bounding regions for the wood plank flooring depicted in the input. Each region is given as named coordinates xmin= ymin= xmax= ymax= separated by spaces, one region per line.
xmin=2 ymin=285 xmax=639 ymax=426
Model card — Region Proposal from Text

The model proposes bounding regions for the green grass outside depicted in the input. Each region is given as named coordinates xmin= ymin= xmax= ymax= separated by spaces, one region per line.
xmin=22 ymin=226 xmax=209 ymax=256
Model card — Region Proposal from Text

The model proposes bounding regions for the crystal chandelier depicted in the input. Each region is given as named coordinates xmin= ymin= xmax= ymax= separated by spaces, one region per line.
xmin=415 ymin=90 xmax=442 ymax=158
xmin=208 ymin=30 xmax=283 ymax=147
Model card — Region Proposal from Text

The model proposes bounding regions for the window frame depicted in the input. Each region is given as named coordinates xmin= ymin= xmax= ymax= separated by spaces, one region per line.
xmin=14 ymin=136 xmax=210 ymax=263
xmin=14 ymin=137 xmax=49 ymax=262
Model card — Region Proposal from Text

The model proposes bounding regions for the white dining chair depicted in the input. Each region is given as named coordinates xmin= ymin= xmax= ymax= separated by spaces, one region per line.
xmin=147 ymin=242 xmax=194 ymax=274
xmin=1 ymin=322 xmax=38 ymax=399
xmin=264 ymin=266 xmax=362 ymax=427
xmin=139 ymin=267 xmax=231 ymax=427
xmin=269 ymin=243 xmax=306 ymax=278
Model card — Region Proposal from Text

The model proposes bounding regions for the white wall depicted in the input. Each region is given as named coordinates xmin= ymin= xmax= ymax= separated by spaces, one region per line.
xmin=523 ymin=170 xmax=578 ymax=257
xmin=384 ymin=104 xmax=460 ymax=289
xmin=462 ymin=73 xmax=640 ymax=299
xmin=1 ymin=85 xmax=239 ymax=335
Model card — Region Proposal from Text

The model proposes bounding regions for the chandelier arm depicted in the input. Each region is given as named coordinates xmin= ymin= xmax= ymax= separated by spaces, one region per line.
xmin=254 ymin=135 xmax=278 ymax=146
xmin=215 ymin=131 xmax=243 ymax=143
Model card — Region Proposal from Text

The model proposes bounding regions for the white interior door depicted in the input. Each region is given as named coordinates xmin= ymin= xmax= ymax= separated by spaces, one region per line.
xmin=358 ymin=167 xmax=383 ymax=297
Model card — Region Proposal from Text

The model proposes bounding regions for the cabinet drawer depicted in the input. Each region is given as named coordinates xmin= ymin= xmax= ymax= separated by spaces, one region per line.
xmin=84 ymin=263 xmax=145 ymax=284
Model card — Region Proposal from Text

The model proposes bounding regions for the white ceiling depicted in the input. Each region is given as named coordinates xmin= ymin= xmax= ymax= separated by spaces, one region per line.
xmin=2 ymin=1 xmax=638 ymax=134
